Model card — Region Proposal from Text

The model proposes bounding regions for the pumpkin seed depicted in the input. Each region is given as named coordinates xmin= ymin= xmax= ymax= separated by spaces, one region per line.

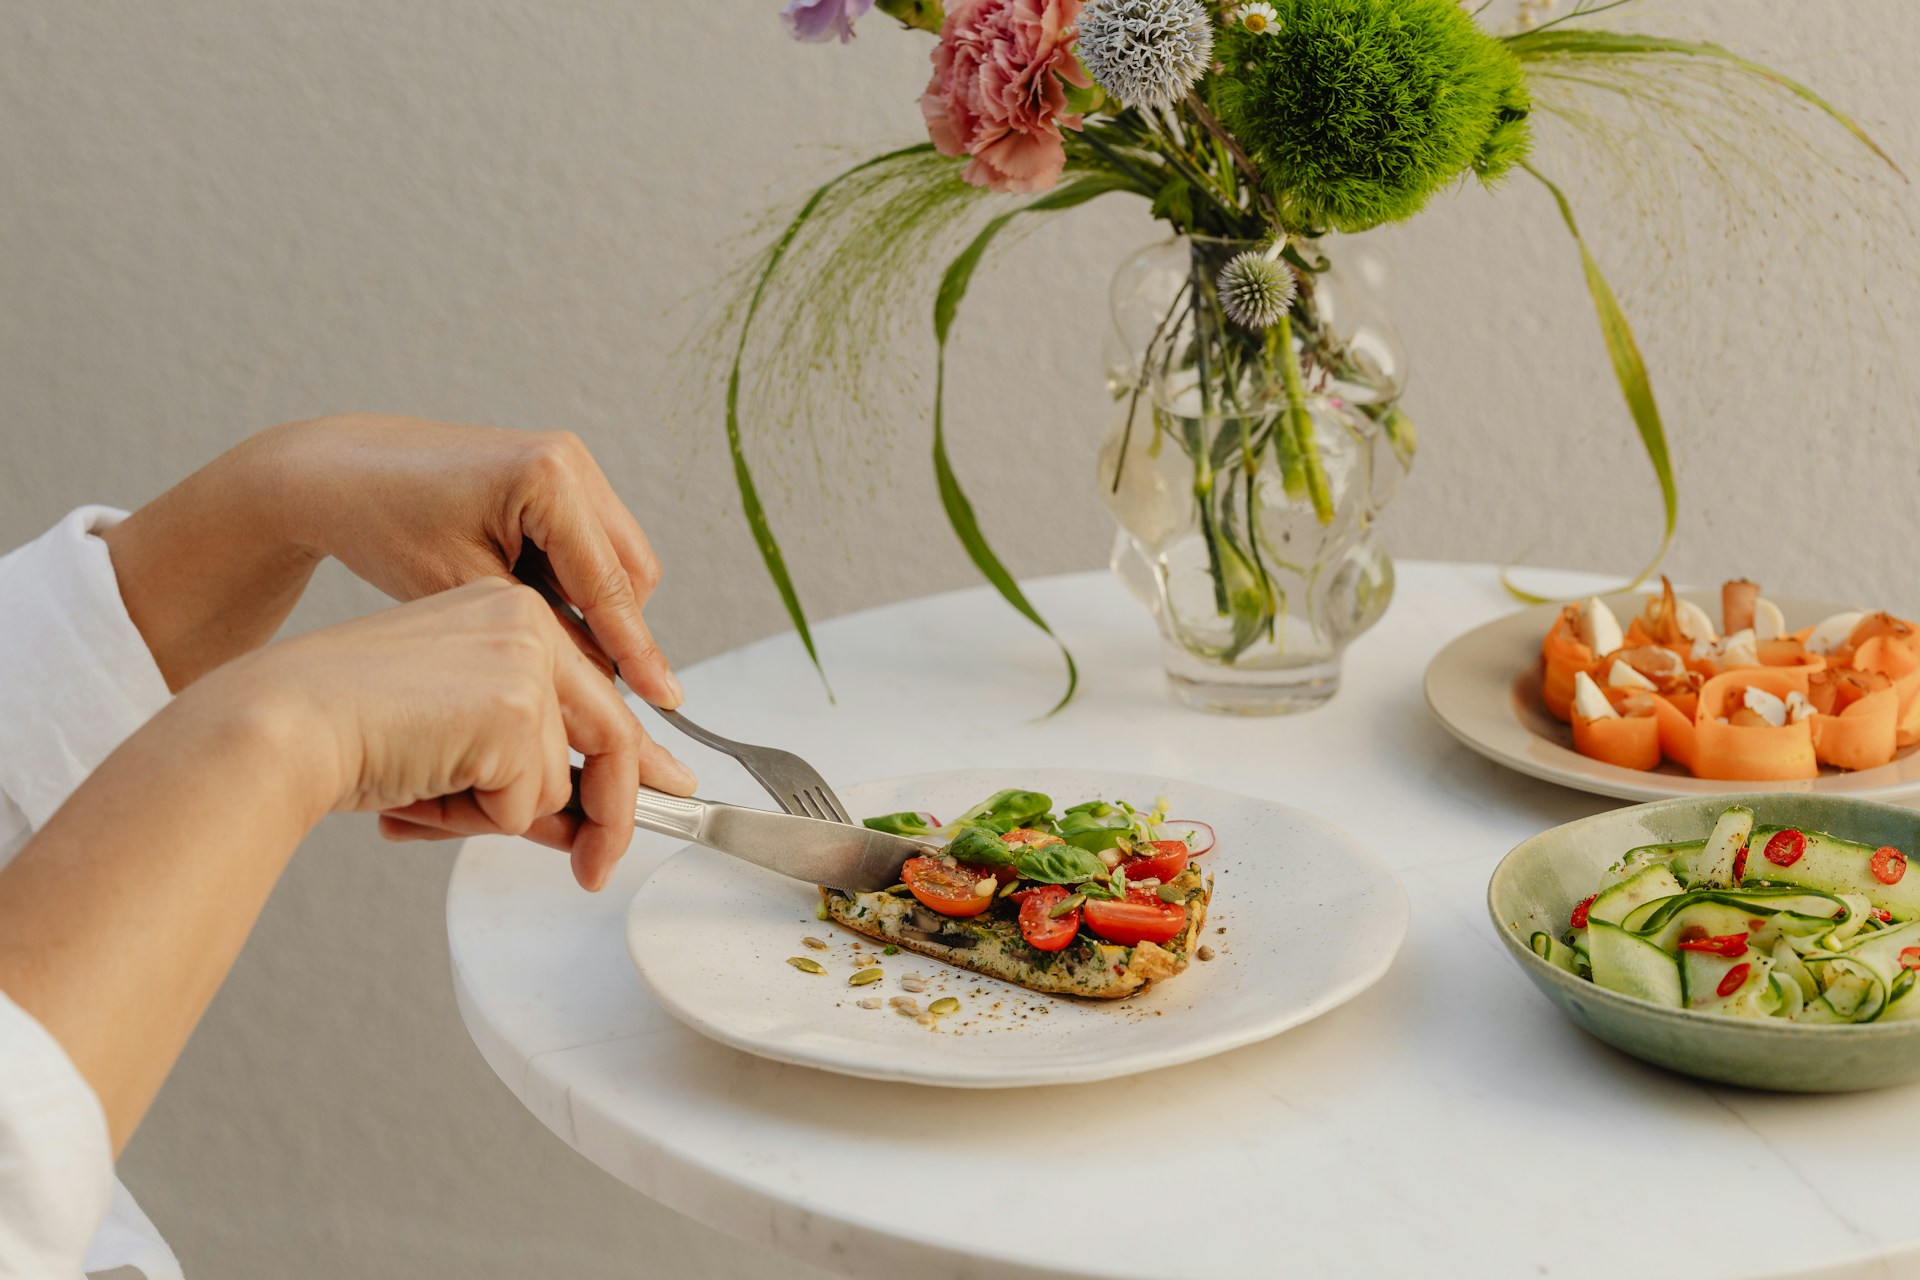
xmin=801 ymin=936 xmax=828 ymax=950
xmin=849 ymin=967 xmax=884 ymax=987
xmin=1048 ymin=893 xmax=1086 ymax=919
xmin=814 ymin=900 xmax=829 ymax=921
xmin=786 ymin=956 xmax=826 ymax=975
xmin=886 ymin=883 xmax=914 ymax=896
xmin=998 ymin=879 xmax=1022 ymax=898
xmin=1156 ymin=885 xmax=1184 ymax=903
xmin=928 ymin=997 xmax=961 ymax=1016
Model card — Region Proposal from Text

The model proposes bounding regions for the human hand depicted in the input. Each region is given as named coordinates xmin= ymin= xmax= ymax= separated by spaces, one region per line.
xmin=255 ymin=414 xmax=682 ymax=707
xmin=233 ymin=578 xmax=692 ymax=890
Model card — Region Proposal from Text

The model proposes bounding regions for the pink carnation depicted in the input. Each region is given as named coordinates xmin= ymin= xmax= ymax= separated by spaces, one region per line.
xmin=920 ymin=0 xmax=1090 ymax=194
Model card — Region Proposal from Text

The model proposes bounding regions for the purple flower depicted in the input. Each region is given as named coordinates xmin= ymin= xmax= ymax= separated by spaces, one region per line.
xmin=782 ymin=0 xmax=875 ymax=42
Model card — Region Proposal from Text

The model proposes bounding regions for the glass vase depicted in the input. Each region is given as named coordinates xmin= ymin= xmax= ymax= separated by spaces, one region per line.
xmin=1098 ymin=235 xmax=1414 ymax=715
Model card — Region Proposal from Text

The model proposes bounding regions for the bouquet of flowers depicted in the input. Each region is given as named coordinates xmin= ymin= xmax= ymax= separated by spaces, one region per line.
xmin=708 ymin=0 xmax=1897 ymax=710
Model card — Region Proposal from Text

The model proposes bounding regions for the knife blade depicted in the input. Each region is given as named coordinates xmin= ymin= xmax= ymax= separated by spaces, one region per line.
xmin=631 ymin=785 xmax=931 ymax=893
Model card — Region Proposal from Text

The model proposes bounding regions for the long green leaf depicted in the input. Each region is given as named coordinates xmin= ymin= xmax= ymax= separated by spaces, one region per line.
xmin=932 ymin=173 xmax=1132 ymax=713
xmin=1505 ymin=29 xmax=1903 ymax=178
xmin=1505 ymin=163 xmax=1675 ymax=605
xmin=724 ymin=144 xmax=937 ymax=697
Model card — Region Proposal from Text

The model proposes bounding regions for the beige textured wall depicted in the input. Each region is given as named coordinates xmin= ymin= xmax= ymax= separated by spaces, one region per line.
xmin=2 ymin=2 xmax=1916 ymax=1276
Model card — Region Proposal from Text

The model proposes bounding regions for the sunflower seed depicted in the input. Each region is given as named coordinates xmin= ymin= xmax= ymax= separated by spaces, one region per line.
xmin=889 ymin=996 xmax=920 ymax=1016
xmin=801 ymin=936 xmax=828 ymax=950
xmin=857 ymin=998 xmax=883 ymax=1010
xmin=900 ymin=975 xmax=929 ymax=994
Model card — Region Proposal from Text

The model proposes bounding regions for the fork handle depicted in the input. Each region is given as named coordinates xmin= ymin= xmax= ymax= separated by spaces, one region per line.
xmin=651 ymin=706 xmax=747 ymax=754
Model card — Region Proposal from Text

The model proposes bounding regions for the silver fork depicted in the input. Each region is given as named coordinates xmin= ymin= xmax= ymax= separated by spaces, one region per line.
xmin=512 ymin=560 xmax=855 ymax=826
xmin=652 ymin=707 xmax=854 ymax=825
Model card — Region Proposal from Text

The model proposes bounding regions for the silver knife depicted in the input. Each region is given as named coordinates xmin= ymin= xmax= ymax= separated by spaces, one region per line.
xmin=632 ymin=786 xmax=931 ymax=893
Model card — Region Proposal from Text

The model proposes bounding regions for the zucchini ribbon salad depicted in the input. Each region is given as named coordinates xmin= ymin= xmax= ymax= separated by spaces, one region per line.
xmin=827 ymin=790 xmax=1216 ymax=999
xmin=1542 ymin=579 xmax=1920 ymax=779
xmin=1538 ymin=805 xmax=1920 ymax=1024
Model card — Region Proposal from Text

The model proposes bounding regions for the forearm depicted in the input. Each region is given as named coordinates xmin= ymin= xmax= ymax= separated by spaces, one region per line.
xmin=0 ymin=660 xmax=332 ymax=1151
xmin=101 ymin=427 xmax=320 ymax=691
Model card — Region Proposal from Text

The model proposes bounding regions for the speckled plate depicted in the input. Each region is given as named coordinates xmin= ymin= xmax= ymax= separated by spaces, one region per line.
xmin=1490 ymin=793 xmax=1920 ymax=1092
xmin=625 ymin=768 xmax=1407 ymax=1088
xmin=1425 ymin=589 xmax=1920 ymax=803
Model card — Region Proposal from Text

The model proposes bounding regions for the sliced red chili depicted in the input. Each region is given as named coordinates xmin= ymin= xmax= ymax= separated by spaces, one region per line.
xmin=1876 ymin=908 xmax=1895 ymax=923
xmin=1717 ymin=963 xmax=1752 ymax=998
xmin=1763 ymin=829 xmax=1807 ymax=867
xmin=1570 ymin=894 xmax=1598 ymax=929
xmin=1677 ymin=932 xmax=1749 ymax=958
xmin=1732 ymin=845 xmax=1749 ymax=883
xmin=1901 ymin=947 xmax=1920 ymax=972
xmin=1872 ymin=846 xmax=1908 ymax=886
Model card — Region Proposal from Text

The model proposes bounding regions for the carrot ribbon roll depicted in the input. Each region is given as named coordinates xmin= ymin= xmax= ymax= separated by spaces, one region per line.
xmin=1692 ymin=669 xmax=1819 ymax=781
xmin=1850 ymin=635 xmax=1920 ymax=750
xmin=1541 ymin=609 xmax=1593 ymax=723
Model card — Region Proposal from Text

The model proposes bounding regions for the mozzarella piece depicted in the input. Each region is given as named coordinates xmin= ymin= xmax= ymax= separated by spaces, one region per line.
xmin=1742 ymin=685 xmax=1787 ymax=728
xmin=1606 ymin=659 xmax=1658 ymax=691
xmin=1716 ymin=628 xmax=1760 ymax=671
xmin=1575 ymin=596 xmax=1624 ymax=656
xmin=1752 ymin=597 xmax=1788 ymax=641
xmin=1571 ymin=670 xmax=1619 ymax=720
xmin=1785 ymin=690 xmax=1817 ymax=725
xmin=1806 ymin=610 xmax=1866 ymax=655
xmin=1674 ymin=598 xmax=1718 ymax=645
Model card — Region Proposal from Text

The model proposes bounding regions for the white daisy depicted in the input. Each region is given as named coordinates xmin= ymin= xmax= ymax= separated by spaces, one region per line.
xmin=1234 ymin=2 xmax=1280 ymax=35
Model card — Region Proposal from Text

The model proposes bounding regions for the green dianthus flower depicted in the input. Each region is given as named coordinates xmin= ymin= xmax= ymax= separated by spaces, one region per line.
xmin=1214 ymin=0 xmax=1532 ymax=233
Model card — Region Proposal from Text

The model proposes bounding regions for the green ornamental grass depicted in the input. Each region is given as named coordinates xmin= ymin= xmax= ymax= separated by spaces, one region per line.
xmin=1215 ymin=0 xmax=1532 ymax=232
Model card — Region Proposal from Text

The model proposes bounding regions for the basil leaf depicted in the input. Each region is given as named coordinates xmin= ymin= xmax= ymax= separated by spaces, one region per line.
xmin=956 ymin=789 xmax=1054 ymax=833
xmin=944 ymin=825 xmax=1015 ymax=866
xmin=863 ymin=811 xmax=938 ymax=837
xmin=1010 ymin=842 xmax=1110 ymax=886
xmin=1057 ymin=804 xmax=1134 ymax=852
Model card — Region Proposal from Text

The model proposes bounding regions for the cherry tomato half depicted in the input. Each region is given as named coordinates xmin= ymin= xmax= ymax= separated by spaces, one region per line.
xmin=1014 ymin=884 xmax=1081 ymax=952
xmin=1082 ymin=890 xmax=1187 ymax=946
xmin=1002 ymin=828 xmax=1063 ymax=849
xmin=902 ymin=856 xmax=998 ymax=918
xmin=1121 ymin=840 xmax=1191 ymax=885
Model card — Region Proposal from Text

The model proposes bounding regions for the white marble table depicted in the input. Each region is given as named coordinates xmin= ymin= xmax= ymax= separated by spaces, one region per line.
xmin=448 ymin=563 xmax=1920 ymax=1280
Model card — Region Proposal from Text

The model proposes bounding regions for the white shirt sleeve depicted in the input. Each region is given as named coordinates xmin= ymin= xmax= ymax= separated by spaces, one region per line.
xmin=0 ymin=989 xmax=114 ymax=1279
xmin=0 ymin=506 xmax=174 ymax=865
xmin=0 ymin=507 xmax=182 ymax=1279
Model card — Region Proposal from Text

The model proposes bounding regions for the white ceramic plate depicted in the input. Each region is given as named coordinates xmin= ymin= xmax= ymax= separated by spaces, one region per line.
xmin=625 ymin=767 xmax=1407 ymax=1088
xmin=1425 ymin=589 xmax=1920 ymax=803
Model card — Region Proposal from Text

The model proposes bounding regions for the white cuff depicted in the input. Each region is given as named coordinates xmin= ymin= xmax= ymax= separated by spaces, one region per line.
xmin=0 ymin=988 xmax=114 ymax=1276
xmin=0 ymin=506 xmax=173 ymax=831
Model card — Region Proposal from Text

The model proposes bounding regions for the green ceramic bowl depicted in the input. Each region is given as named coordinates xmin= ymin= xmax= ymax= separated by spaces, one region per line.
xmin=1489 ymin=793 xmax=1920 ymax=1092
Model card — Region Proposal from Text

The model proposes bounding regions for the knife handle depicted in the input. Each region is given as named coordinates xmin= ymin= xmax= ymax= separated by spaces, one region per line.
xmin=565 ymin=768 xmax=707 ymax=843
xmin=631 ymin=785 xmax=708 ymax=842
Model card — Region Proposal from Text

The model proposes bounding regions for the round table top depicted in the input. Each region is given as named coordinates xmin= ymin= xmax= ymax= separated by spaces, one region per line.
xmin=448 ymin=562 xmax=1920 ymax=1280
